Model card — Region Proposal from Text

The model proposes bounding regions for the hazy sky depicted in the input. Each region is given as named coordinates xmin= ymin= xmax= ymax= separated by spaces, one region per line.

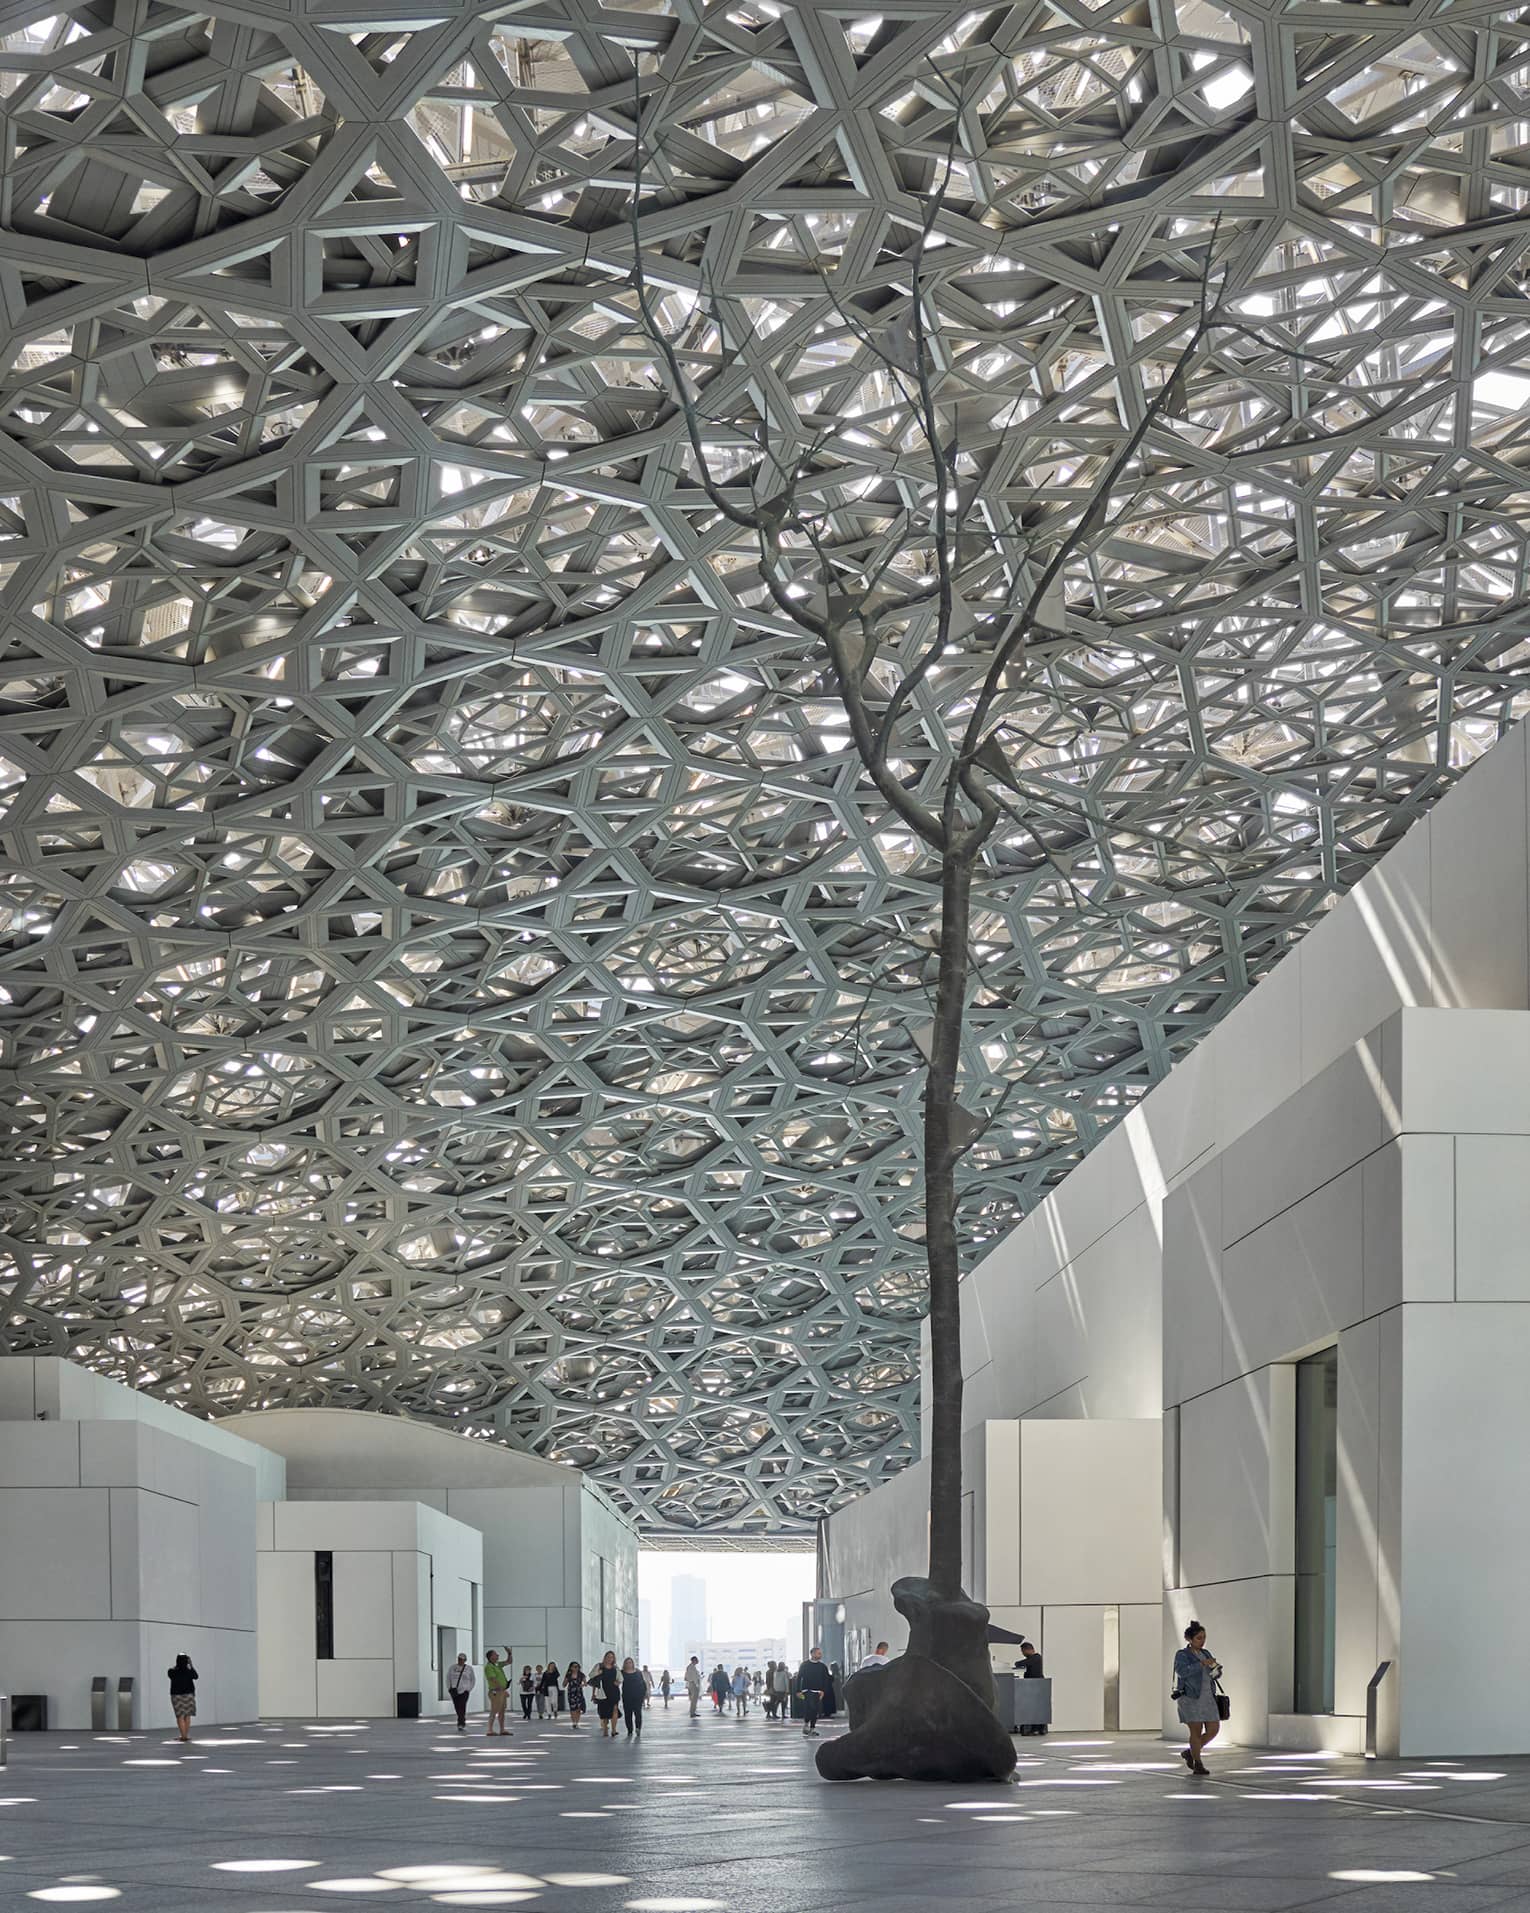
xmin=639 ymin=1549 xmax=815 ymax=1665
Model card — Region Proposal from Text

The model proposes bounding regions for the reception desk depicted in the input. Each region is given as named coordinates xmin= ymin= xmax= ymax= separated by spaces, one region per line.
xmin=994 ymin=1671 xmax=1052 ymax=1732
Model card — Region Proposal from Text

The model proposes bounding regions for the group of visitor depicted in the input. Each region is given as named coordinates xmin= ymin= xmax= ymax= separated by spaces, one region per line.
xmin=450 ymin=1650 xmax=661 ymax=1738
xmin=442 ymin=1646 xmax=859 ymax=1742
xmin=682 ymin=1650 xmax=843 ymax=1734
xmin=164 ymin=1626 xmax=1226 ymax=1772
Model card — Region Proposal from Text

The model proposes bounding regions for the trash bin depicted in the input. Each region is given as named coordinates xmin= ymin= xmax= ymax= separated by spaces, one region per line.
xmin=11 ymin=1695 xmax=48 ymax=1732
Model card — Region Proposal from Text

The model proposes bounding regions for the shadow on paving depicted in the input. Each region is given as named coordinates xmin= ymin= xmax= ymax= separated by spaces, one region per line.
xmin=4 ymin=1717 xmax=1530 ymax=1912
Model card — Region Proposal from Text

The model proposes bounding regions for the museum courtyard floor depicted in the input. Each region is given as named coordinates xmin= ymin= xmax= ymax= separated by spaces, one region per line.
xmin=6 ymin=1710 xmax=1530 ymax=1913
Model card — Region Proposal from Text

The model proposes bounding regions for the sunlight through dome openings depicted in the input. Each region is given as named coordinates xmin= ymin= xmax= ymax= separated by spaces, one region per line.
xmin=310 ymin=1882 xmax=406 ymax=1894
xmin=433 ymin=1896 xmax=539 ymax=1907
xmin=211 ymin=1860 xmax=319 ymax=1873
xmin=1330 ymin=1873 xmax=1437 ymax=1884
xmin=623 ymin=1902 xmax=728 ymax=1912
xmin=433 ymin=1795 xmax=526 ymax=1803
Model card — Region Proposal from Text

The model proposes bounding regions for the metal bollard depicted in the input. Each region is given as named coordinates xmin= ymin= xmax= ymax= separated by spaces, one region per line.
xmin=116 ymin=1676 xmax=134 ymax=1732
xmin=90 ymin=1677 xmax=108 ymax=1732
xmin=1 ymin=1692 xmax=9 ymax=1768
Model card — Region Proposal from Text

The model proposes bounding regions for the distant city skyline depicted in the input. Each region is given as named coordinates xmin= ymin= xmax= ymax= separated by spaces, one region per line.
xmin=698 ymin=1637 xmax=788 ymax=1672
xmin=667 ymin=1571 xmax=707 ymax=1671
xmin=638 ymin=1596 xmax=655 ymax=1668
xmin=642 ymin=1551 xmax=813 ymax=1673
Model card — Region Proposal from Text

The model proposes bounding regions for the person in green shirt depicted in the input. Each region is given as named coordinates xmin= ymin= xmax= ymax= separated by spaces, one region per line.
xmin=483 ymin=1649 xmax=511 ymax=1737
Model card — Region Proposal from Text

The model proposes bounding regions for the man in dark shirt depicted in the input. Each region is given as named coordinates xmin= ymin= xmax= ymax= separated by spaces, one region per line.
xmin=795 ymin=1646 xmax=834 ymax=1738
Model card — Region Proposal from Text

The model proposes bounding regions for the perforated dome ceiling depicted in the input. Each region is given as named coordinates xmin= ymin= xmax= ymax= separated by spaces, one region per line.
xmin=2 ymin=0 xmax=1530 ymax=1534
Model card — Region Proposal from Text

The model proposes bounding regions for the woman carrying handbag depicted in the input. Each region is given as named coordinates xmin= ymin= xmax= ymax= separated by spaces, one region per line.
xmin=1171 ymin=1621 xmax=1225 ymax=1774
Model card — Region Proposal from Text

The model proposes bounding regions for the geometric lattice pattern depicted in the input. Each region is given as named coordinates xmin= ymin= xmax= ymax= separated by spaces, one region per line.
xmin=3 ymin=0 xmax=1530 ymax=1535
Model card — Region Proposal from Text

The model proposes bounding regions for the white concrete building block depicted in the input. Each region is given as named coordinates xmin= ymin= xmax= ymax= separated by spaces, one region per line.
xmin=1069 ymin=1205 xmax=1163 ymax=1419
xmin=1162 ymin=1162 xmax=1223 ymax=1410
xmin=547 ymin=1607 xmax=587 ymax=1668
xmin=1040 ymin=1605 xmax=1104 ymax=1731
xmin=275 ymin=1499 xmax=416 ymax=1554
xmin=1221 ymin=1165 xmax=1364 ymax=1383
xmin=257 ymin=1550 xmax=317 ymax=1716
xmin=1138 ymin=1036 xmax=1217 ymax=1192
xmin=1219 ymin=1036 xmax=1386 ymax=1246
xmin=1298 ymin=819 xmax=1432 ymax=1083
xmin=334 ymin=1551 xmax=394 ymax=1659
xmin=403 ymin=1552 xmax=430 ymax=1684
xmin=1398 ymin=1304 xmax=1530 ymax=1753
xmin=317 ymin=1658 xmax=394 ymax=1716
xmin=122 ymin=1487 xmax=202 ymax=1625
xmin=0 ymin=1422 xmax=81 ymax=1488
xmin=1361 ymin=1134 xmax=1455 ymax=1313
xmin=78 ymin=1420 xmax=148 ymax=1489
xmin=0 ymin=1361 xmax=38 ymax=1419
xmin=1429 ymin=719 xmax=1530 ymax=1013
xmin=818 ymin=1457 xmax=931 ymax=1653
xmin=200 ymin=1448 xmax=258 ymax=1634
xmin=1178 ymin=1367 xmax=1294 ymax=1588
xmin=254 ymin=1498 xmax=482 ymax=1718
xmin=1166 ymin=1576 xmax=1293 ymax=1747
xmin=1213 ymin=945 xmax=1304 ymax=1145
xmin=0 ymin=1487 xmax=111 ymax=1618
xmin=1455 ymin=1133 xmax=1530 ymax=1299
xmin=983 ymin=1421 xmax=1021 ymax=1609
xmin=1391 ymin=1008 xmax=1530 ymax=1136
xmin=1017 ymin=1421 xmax=1161 ymax=1608
xmin=1119 ymin=1603 xmax=1163 ymax=1732
xmin=823 ymin=729 xmax=1530 ymax=1759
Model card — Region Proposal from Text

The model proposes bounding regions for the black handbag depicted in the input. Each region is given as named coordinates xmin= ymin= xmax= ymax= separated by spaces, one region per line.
xmin=1213 ymin=1676 xmax=1230 ymax=1721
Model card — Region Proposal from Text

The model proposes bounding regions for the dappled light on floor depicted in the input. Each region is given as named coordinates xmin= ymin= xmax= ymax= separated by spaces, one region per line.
xmin=4 ymin=1714 xmax=1530 ymax=1911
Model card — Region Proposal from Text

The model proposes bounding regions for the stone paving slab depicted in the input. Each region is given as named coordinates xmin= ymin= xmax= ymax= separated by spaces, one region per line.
xmin=5 ymin=1714 xmax=1530 ymax=1911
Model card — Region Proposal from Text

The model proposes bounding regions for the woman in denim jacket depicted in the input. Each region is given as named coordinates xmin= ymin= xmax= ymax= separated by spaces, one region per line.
xmin=1172 ymin=1621 xmax=1222 ymax=1774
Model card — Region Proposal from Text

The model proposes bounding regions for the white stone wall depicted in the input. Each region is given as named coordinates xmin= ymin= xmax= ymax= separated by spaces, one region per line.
xmin=255 ymin=1499 xmax=482 ymax=1718
xmin=0 ymin=1404 xmax=261 ymax=1729
xmin=0 ymin=1356 xmax=287 ymax=1498
xmin=820 ymin=1421 xmax=1160 ymax=1729
xmin=818 ymin=1456 xmax=932 ymax=1653
xmin=224 ymin=1409 xmax=640 ymax=1678
xmin=941 ymin=720 xmax=1530 ymax=1441
xmin=828 ymin=720 xmax=1530 ymax=1754
xmin=1165 ymin=1007 xmax=1530 ymax=1755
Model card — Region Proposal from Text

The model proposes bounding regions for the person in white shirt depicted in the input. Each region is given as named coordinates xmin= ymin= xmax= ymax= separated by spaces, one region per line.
xmin=857 ymin=1641 xmax=892 ymax=1672
xmin=683 ymin=1655 xmax=702 ymax=1718
xmin=447 ymin=1653 xmax=475 ymax=1731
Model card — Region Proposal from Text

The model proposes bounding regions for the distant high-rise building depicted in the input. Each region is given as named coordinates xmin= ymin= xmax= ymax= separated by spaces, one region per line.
xmin=638 ymin=1597 xmax=654 ymax=1667
xmin=670 ymin=1572 xmax=708 ymax=1668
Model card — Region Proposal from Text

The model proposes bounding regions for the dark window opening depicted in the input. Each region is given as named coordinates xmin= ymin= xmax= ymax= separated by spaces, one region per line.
xmin=315 ymin=1550 xmax=334 ymax=1661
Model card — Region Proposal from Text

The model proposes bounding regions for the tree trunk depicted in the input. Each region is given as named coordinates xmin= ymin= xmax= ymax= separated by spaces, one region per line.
xmin=924 ymin=846 xmax=974 ymax=1601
